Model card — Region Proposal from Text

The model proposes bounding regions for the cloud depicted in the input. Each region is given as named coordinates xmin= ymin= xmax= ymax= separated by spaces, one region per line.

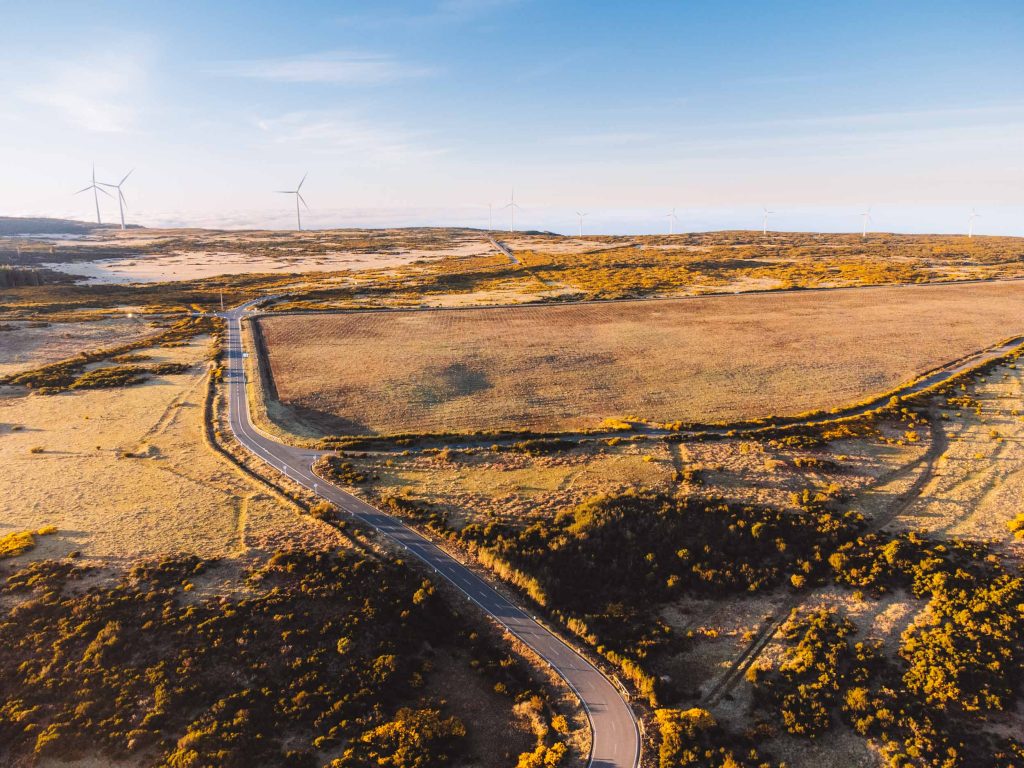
xmin=213 ymin=51 xmax=434 ymax=84
xmin=255 ymin=111 xmax=444 ymax=162
xmin=19 ymin=51 xmax=148 ymax=132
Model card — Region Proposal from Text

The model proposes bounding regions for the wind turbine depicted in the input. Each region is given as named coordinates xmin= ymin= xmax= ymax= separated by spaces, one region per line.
xmin=276 ymin=173 xmax=309 ymax=230
xmin=100 ymin=169 xmax=134 ymax=230
xmin=76 ymin=165 xmax=111 ymax=224
xmin=762 ymin=206 xmax=775 ymax=236
xmin=665 ymin=207 xmax=679 ymax=235
xmin=576 ymin=211 xmax=588 ymax=237
xmin=968 ymin=208 xmax=981 ymax=238
xmin=488 ymin=202 xmax=493 ymax=232
xmin=860 ymin=207 xmax=872 ymax=239
xmin=502 ymin=189 xmax=520 ymax=233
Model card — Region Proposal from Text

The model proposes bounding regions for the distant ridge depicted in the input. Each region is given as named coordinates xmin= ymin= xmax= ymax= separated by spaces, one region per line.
xmin=0 ymin=217 xmax=141 ymax=235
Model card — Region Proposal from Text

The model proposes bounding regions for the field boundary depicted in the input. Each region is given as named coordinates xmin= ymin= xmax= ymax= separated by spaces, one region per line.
xmin=256 ymin=273 xmax=1024 ymax=319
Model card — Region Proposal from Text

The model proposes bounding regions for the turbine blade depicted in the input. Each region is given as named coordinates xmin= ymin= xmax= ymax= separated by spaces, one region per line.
xmin=297 ymin=172 xmax=308 ymax=191
xmin=97 ymin=186 xmax=113 ymax=198
xmin=120 ymin=168 xmax=134 ymax=185
xmin=75 ymin=185 xmax=92 ymax=194
xmin=298 ymin=193 xmax=310 ymax=210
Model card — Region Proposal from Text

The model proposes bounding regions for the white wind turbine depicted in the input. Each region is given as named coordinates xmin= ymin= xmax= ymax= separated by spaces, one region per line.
xmin=860 ymin=207 xmax=872 ymax=239
xmin=968 ymin=208 xmax=981 ymax=238
xmin=762 ymin=206 xmax=775 ymax=235
xmin=665 ymin=207 xmax=679 ymax=235
xmin=100 ymin=169 xmax=134 ymax=230
xmin=488 ymin=202 xmax=493 ymax=231
xmin=276 ymin=173 xmax=309 ymax=230
xmin=76 ymin=165 xmax=111 ymax=224
xmin=576 ymin=211 xmax=588 ymax=237
xmin=502 ymin=189 xmax=521 ymax=233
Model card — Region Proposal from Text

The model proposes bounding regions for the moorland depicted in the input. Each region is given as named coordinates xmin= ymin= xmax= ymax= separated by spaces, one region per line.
xmin=2 ymin=221 xmax=1024 ymax=768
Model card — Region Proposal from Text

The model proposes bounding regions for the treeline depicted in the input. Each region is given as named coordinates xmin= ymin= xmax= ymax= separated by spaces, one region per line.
xmin=0 ymin=550 xmax=569 ymax=768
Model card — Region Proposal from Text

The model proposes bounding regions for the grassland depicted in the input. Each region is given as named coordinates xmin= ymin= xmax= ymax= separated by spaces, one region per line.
xmin=0 ymin=316 xmax=164 ymax=377
xmin=0 ymin=332 xmax=338 ymax=560
xmin=258 ymin=280 xmax=1024 ymax=436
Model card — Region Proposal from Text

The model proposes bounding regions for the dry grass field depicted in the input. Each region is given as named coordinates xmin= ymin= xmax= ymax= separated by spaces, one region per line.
xmin=0 ymin=333 xmax=341 ymax=562
xmin=259 ymin=280 xmax=1024 ymax=436
xmin=890 ymin=358 xmax=1024 ymax=542
xmin=2 ymin=226 xmax=491 ymax=284
xmin=0 ymin=316 xmax=161 ymax=377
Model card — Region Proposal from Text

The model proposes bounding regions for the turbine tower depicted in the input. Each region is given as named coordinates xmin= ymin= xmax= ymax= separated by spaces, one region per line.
xmin=76 ymin=165 xmax=110 ymax=224
xmin=762 ymin=206 xmax=775 ymax=236
xmin=276 ymin=173 xmax=309 ymax=230
xmin=968 ymin=208 xmax=981 ymax=238
xmin=576 ymin=211 xmax=588 ymax=237
xmin=488 ymin=202 xmax=493 ymax=231
xmin=665 ymin=207 xmax=678 ymax=235
xmin=100 ymin=169 xmax=134 ymax=230
xmin=502 ymin=189 xmax=520 ymax=233
xmin=860 ymin=207 xmax=872 ymax=239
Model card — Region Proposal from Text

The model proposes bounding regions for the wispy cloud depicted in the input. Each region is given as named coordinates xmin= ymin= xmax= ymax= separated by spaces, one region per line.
xmin=255 ymin=111 xmax=444 ymax=162
xmin=213 ymin=51 xmax=434 ymax=84
xmin=19 ymin=50 xmax=148 ymax=132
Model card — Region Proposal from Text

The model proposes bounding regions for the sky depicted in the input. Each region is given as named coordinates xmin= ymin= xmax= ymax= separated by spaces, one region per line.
xmin=1 ymin=0 xmax=1022 ymax=235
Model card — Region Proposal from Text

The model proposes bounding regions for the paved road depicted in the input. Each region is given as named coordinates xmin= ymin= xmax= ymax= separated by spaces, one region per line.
xmin=488 ymin=235 xmax=519 ymax=264
xmin=221 ymin=303 xmax=641 ymax=768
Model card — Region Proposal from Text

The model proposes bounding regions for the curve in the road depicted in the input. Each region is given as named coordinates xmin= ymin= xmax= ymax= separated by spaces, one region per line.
xmin=221 ymin=305 xmax=641 ymax=768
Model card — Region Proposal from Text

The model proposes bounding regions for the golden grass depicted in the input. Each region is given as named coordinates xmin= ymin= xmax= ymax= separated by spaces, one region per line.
xmin=0 ymin=334 xmax=345 ymax=561
xmin=259 ymin=280 xmax=1024 ymax=436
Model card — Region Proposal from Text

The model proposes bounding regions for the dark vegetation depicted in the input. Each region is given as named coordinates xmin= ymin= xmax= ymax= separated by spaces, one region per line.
xmin=384 ymin=459 xmax=1024 ymax=765
xmin=0 ymin=550 xmax=568 ymax=768
xmin=380 ymin=488 xmax=863 ymax=705
xmin=313 ymin=453 xmax=370 ymax=485
xmin=0 ymin=216 xmax=103 ymax=235
xmin=749 ymin=529 xmax=1024 ymax=766
xmin=0 ymin=265 xmax=73 ymax=288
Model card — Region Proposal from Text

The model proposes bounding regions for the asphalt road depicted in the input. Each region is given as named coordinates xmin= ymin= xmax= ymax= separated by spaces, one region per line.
xmin=221 ymin=303 xmax=641 ymax=768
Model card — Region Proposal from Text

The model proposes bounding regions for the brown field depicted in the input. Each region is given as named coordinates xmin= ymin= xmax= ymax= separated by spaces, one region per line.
xmin=258 ymin=280 xmax=1024 ymax=436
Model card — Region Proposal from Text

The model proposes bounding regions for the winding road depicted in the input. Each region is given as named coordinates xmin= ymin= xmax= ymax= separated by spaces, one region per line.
xmin=221 ymin=302 xmax=641 ymax=768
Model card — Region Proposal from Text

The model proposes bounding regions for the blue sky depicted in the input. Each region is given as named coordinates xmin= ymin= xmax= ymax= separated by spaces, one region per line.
xmin=2 ymin=0 xmax=1022 ymax=234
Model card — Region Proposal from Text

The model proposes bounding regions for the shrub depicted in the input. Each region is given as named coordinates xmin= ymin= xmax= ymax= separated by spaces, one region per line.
xmin=0 ymin=531 xmax=37 ymax=559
